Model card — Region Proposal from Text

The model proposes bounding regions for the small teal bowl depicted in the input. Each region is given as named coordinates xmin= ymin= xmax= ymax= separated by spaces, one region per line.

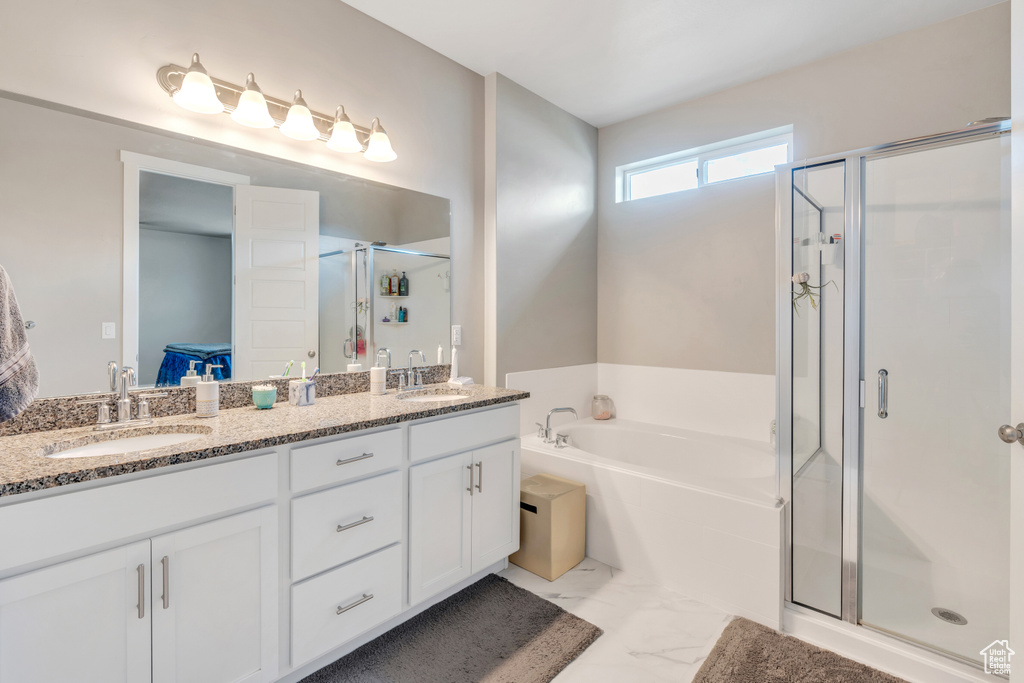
xmin=252 ymin=386 xmax=277 ymax=409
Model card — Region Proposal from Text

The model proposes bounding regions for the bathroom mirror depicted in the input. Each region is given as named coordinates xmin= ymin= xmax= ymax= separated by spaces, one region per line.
xmin=0 ymin=93 xmax=451 ymax=398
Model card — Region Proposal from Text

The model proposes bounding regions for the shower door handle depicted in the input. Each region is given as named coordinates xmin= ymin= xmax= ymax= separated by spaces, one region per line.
xmin=877 ymin=369 xmax=888 ymax=419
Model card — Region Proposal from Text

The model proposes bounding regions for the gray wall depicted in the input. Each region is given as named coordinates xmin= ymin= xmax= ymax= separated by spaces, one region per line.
xmin=487 ymin=74 xmax=598 ymax=383
xmin=597 ymin=4 xmax=1011 ymax=375
xmin=138 ymin=229 xmax=232 ymax=385
xmin=0 ymin=0 xmax=484 ymax=390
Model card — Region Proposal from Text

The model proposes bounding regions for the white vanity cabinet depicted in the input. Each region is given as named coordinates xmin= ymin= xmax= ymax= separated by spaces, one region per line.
xmin=407 ymin=406 xmax=521 ymax=605
xmin=0 ymin=453 xmax=280 ymax=683
xmin=0 ymin=541 xmax=152 ymax=683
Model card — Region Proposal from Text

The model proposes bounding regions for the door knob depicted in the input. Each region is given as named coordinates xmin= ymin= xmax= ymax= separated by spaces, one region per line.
xmin=998 ymin=423 xmax=1024 ymax=444
xmin=308 ymin=349 xmax=316 ymax=358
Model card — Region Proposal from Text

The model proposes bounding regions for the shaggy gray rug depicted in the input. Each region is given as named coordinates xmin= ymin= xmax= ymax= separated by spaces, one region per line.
xmin=300 ymin=574 xmax=602 ymax=683
xmin=693 ymin=618 xmax=908 ymax=682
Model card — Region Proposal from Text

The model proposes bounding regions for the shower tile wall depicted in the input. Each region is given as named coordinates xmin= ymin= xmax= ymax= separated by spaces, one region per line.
xmin=860 ymin=137 xmax=1010 ymax=661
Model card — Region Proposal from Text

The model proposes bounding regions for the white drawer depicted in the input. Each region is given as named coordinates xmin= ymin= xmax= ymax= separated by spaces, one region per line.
xmin=409 ymin=404 xmax=519 ymax=463
xmin=290 ymin=428 xmax=401 ymax=493
xmin=291 ymin=544 xmax=403 ymax=666
xmin=0 ymin=453 xmax=278 ymax=574
xmin=291 ymin=470 xmax=402 ymax=581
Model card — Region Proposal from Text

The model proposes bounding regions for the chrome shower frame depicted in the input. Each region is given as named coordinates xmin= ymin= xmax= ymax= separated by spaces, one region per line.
xmin=775 ymin=120 xmax=1010 ymax=627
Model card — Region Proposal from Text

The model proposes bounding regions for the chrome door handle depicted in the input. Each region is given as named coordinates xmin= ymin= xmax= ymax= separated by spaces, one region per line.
xmin=161 ymin=556 xmax=169 ymax=609
xmin=336 ymin=452 xmax=373 ymax=467
xmin=998 ymin=423 xmax=1024 ymax=444
xmin=466 ymin=464 xmax=474 ymax=495
xmin=877 ymin=369 xmax=888 ymax=419
xmin=337 ymin=593 xmax=373 ymax=615
xmin=336 ymin=515 xmax=374 ymax=533
xmin=137 ymin=564 xmax=145 ymax=619
xmin=475 ymin=462 xmax=482 ymax=493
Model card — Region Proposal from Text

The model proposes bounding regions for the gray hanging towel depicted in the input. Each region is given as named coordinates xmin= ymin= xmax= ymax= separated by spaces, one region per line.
xmin=0 ymin=265 xmax=39 ymax=422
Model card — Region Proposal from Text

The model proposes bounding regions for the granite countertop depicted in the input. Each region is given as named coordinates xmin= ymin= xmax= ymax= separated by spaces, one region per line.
xmin=0 ymin=384 xmax=528 ymax=498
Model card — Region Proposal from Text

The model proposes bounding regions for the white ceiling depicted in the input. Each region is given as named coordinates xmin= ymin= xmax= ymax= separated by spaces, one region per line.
xmin=343 ymin=0 xmax=1004 ymax=128
xmin=139 ymin=172 xmax=233 ymax=238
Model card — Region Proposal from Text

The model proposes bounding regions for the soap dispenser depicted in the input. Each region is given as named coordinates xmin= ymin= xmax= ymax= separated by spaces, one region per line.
xmin=196 ymin=363 xmax=223 ymax=417
xmin=180 ymin=360 xmax=201 ymax=387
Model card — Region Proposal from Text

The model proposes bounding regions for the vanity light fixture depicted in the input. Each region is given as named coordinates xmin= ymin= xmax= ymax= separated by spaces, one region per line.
xmin=326 ymin=106 xmax=363 ymax=153
xmin=279 ymin=90 xmax=321 ymax=141
xmin=156 ymin=56 xmax=397 ymax=161
xmin=171 ymin=54 xmax=224 ymax=115
xmin=363 ymin=118 xmax=397 ymax=163
xmin=230 ymin=73 xmax=275 ymax=128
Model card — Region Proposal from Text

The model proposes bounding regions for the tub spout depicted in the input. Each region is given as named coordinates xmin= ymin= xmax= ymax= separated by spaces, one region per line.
xmin=545 ymin=407 xmax=578 ymax=443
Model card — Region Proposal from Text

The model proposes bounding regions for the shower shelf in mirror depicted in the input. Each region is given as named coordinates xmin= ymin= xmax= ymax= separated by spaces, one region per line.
xmin=378 ymin=295 xmax=409 ymax=299
xmin=379 ymin=321 xmax=409 ymax=325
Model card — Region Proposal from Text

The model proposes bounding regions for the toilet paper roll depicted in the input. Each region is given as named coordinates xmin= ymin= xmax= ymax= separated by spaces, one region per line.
xmin=370 ymin=366 xmax=386 ymax=395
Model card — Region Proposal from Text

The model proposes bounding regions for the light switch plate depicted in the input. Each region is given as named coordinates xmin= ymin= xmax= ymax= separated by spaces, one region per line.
xmin=451 ymin=324 xmax=462 ymax=346
xmin=102 ymin=322 xmax=116 ymax=339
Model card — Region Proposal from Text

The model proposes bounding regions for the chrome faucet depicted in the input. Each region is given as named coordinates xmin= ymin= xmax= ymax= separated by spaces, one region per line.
xmin=376 ymin=347 xmax=392 ymax=369
xmin=539 ymin=407 xmax=577 ymax=443
xmin=400 ymin=350 xmax=427 ymax=391
xmin=116 ymin=367 xmax=137 ymax=423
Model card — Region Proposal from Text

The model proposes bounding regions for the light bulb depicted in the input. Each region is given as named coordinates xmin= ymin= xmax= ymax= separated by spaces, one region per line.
xmin=172 ymin=53 xmax=224 ymax=114
xmin=363 ymin=118 xmax=397 ymax=162
xmin=230 ymin=73 xmax=274 ymax=128
xmin=326 ymin=105 xmax=363 ymax=153
xmin=279 ymin=90 xmax=321 ymax=141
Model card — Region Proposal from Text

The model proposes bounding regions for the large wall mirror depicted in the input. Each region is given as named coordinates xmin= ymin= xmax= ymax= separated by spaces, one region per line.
xmin=0 ymin=94 xmax=451 ymax=398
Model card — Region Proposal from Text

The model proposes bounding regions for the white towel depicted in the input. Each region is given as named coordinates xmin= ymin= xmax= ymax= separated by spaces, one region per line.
xmin=0 ymin=265 xmax=38 ymax=422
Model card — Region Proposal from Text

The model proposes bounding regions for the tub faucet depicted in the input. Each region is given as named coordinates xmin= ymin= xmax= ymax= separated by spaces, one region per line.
xmin=542 ymin=407 xmax=577 ymax=443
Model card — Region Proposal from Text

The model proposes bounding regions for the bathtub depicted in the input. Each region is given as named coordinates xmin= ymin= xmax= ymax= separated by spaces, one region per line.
xmin=520 ymin=417 xmax=784 ymax=628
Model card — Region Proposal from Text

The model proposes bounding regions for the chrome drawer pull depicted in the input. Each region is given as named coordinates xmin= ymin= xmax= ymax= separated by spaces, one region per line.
xmin=161 ymin=556 xmax=170 ymax=609
xmin=466 ymin=464 xmax=474 ymax=495
xmin=337 ymin=593 xmax=373 ymax=615
xmin=337 ymin=515 xmax=374 ymax=533
xmin=337 ymin=452 xmax=374 ymax=467
xmin=137 ymin=564 xmax=145 ymax=619
xmin=475 ymin=462 xmax=483 ymax=493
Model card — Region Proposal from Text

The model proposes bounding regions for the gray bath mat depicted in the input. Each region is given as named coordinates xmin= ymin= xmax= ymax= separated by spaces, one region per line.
xmin=300 ymin=573 xmax=602 ymax=683
xmin=693 ymin=617 xmax=907 ymax=682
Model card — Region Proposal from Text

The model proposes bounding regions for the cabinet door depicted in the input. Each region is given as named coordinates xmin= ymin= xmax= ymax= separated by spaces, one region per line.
xmin=0 ymin=541 xmax=151 ymax=683
xmin=151 ymin=507 xmax=278 ymax=683
xmin=408 ymin=451 xmax=472 ymax=605
xmin=471 ymin=439 xmax=520 ymax=572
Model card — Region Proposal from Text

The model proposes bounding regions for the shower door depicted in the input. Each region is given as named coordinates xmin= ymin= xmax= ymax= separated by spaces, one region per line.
xmin=860 ymin=134 xmax=1011 ymax=664
xmin=782 ymin=123 xmax=1014 ymax=669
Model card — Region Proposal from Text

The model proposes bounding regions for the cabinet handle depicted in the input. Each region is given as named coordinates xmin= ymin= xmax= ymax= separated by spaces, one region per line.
xmin=161 ymin=556 xmax=170 ymax=609
xmin=137 ymin=564 xmax=145 ymax=619
xmin=337 ymin=593 xmax=373 ymax=615
xmin=466 ymin=464 xmax=474 ymax=495
xmin=475 ymin=462 xmax=483 ymax=493
xmin=337 ymin=452 xmax=373 ymax=467
xmin=336 ymin=515 xmax=374 ymax=533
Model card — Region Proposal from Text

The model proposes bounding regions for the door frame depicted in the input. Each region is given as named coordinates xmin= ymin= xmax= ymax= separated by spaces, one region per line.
xmin=776 ymin=120 xmax=1012 ymax=630
xmin=120 ymin=151 xmax=249 ymax=376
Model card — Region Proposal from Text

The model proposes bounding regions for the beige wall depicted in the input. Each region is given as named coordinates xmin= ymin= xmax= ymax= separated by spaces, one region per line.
xmin=597 ymin=3 xmax=1011 ymax=375
xmin=485 ymin=74 xmax=598 ymax=383
xmin=0 ymin=0 xmax=485 ymax=382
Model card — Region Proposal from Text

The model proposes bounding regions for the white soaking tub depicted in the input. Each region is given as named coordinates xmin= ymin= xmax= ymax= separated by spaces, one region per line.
xmin=520 ymin=417 xmax=784 ymax=628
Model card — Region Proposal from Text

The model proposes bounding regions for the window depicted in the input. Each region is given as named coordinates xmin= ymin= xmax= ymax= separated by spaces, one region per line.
xmin=617 ymin=126 xmax=793 ymax=202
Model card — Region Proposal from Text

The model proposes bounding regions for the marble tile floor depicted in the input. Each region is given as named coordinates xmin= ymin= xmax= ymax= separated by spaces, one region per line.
xmin=499 ymin=557 xmax=733 ymax=682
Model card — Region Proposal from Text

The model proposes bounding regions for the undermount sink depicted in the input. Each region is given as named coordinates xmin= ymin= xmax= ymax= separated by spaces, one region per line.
xmin=396 ymin=390 xmax=471 ymax=404
xmin=43 ymin=427 xmax=212 ymax=459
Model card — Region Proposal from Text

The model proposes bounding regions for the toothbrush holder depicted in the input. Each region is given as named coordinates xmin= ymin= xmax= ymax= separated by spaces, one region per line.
xmin=289 ymin=380 xmax=316 ymax=406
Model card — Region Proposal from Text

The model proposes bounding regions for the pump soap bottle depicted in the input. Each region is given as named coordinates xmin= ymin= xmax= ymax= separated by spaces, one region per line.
xmin=180 ymin=360 xmax=201 ymax=387
xmin=196 ymin=363 xmax=223 ymax=417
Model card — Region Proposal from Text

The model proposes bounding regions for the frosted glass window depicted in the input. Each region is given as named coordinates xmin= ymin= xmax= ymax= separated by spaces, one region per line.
xmin=627 ymin=160 xmax=698 ymax=200
xmin=705 ymin=143 xmax=789 ymax=184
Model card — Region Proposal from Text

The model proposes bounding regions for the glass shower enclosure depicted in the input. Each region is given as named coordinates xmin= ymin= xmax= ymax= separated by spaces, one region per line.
xmin=778 ymin=121 xmax=1011 ymax=667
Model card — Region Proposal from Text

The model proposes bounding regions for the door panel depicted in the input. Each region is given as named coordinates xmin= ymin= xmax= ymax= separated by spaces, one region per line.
xmin=234 ymin=185 xmax=320 ymax=382
xmin=408 ymin=452 xmax=472 ymax=605
xmin=151 ymin=507 xmax=278 ymax=683
xmin=471 ymin=440 xmax=520 ymax=572
xmin=0 ymin=542 xmax=150 ymax=683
